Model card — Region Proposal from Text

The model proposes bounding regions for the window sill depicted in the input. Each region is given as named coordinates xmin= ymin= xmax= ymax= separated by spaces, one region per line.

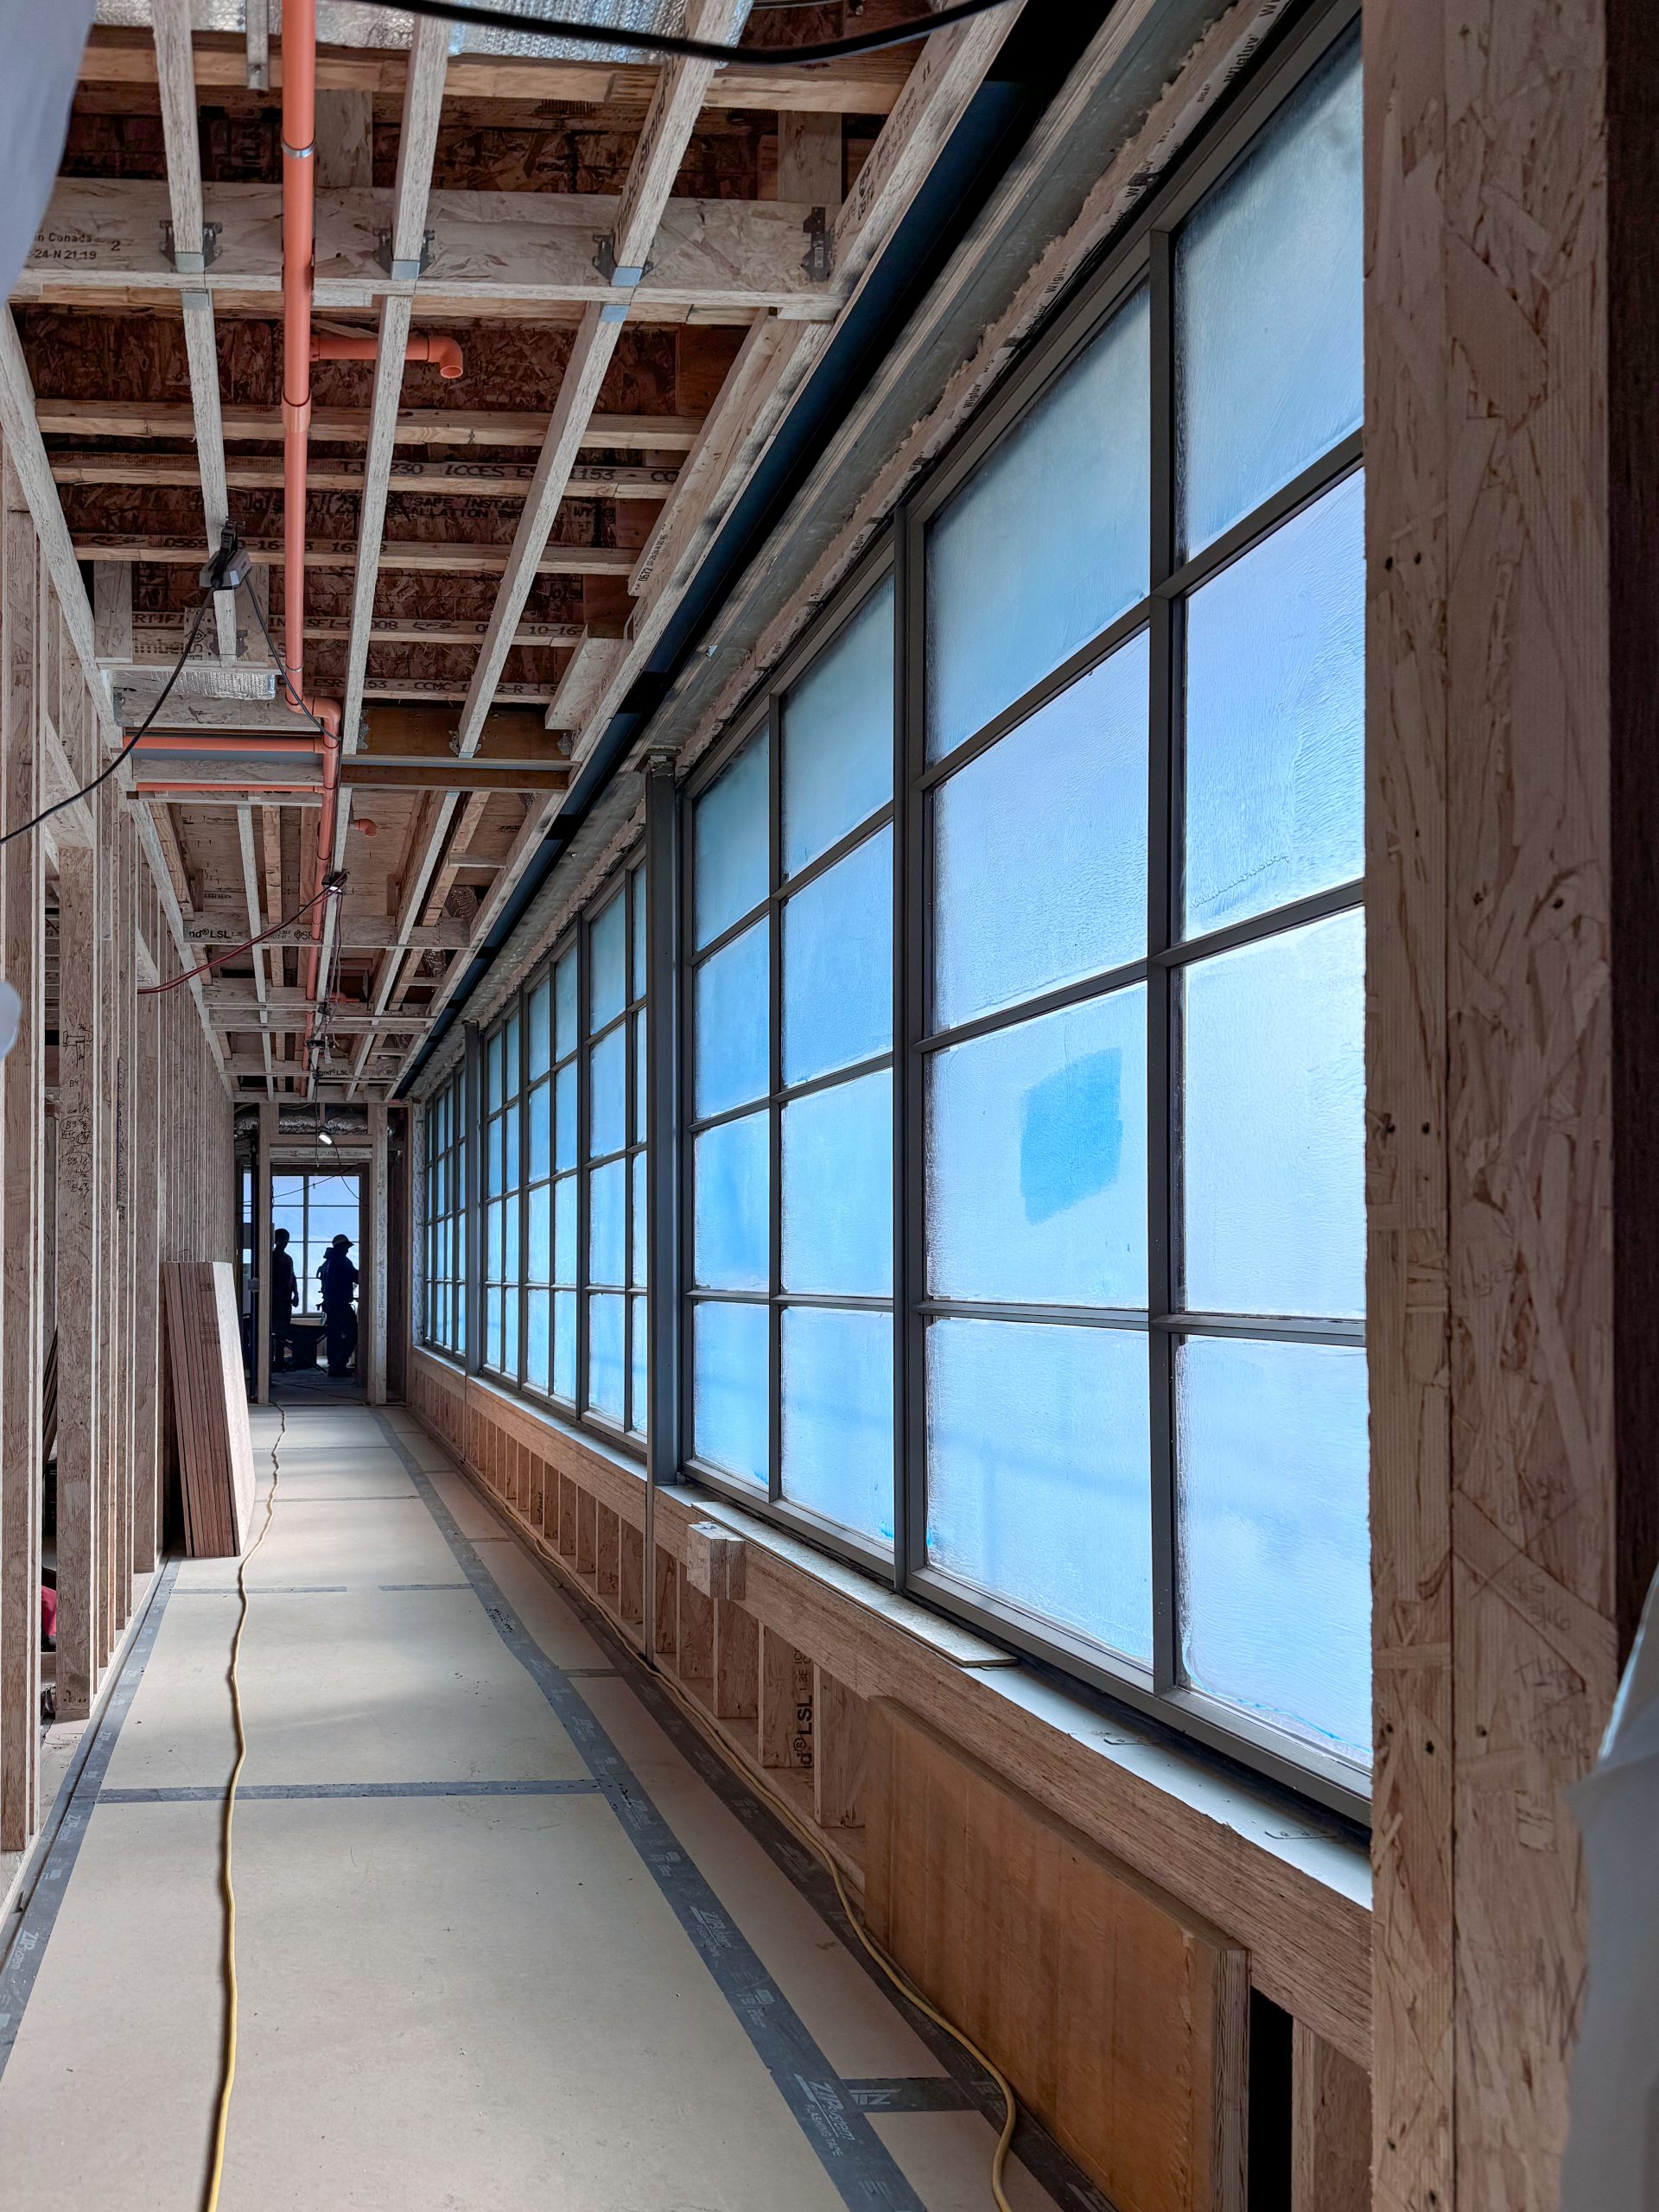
xmin=676 ymin=1476 xmax=1370 ymax=1919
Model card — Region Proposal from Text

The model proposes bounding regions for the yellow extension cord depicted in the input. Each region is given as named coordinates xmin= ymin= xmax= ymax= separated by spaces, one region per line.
xmin=201 ymin=1404 xmax=285 ymax=2212
xmin=645 ymin=1652 xmax=1020 ymax=2212
xmin=196 ymin=1411 xmax=1017 ymax=2212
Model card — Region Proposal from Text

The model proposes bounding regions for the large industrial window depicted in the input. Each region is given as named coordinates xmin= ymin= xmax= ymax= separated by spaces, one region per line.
xmin=419 ymin=6 xmax=1367 ymax=1810
xmin=912 ymin=16 xmax=1366 ymax=1788
xmin=482 ymin=1003 xmax=522 ymax=1378
xmin=475 ymin=856 xmax=648 ymax=1448
xmin=273 ymin=1171 xmax=361 ymax=1317
xmin=678 ymin=13 xmax=1366 ymax=1805
xmin=423 ymin=1071 xmax=467 ymax=1357
xmin=687 ymin=574 xmax=896 ymax=1545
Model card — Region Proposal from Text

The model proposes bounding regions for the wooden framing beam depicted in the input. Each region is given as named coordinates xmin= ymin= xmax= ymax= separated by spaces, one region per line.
xmin=130 ymin=613 xmax=588 ymax=653
xmin=17 ymin=183 xmax=841 ymax=321
xmin=387 ymin=7 xmax=1025 ymax=1092
xmin=0 ymin=485 xmax=44 ymax=1847
xmin=50 ymin=453 xmax=679 ymax=502
xmin=151 ymin=0 xmax=238 ymax=657
xmin=73 ymin=536 xmax=637 ymax=578
xmin=235 ymin=801 xmax=275 ymax=1094
xmin=35 ymin=400 xmax=705 ymax=450
xmin=181 ymin=912 xmax=472 ymax=950
xmin=353 ymin=2 xmax=749 ymax=1090
xmin=74 ymin=27 xmax=916 ymax=112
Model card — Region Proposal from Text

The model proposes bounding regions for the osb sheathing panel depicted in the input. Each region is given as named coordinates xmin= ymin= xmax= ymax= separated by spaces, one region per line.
xmin=62 ymin=95 xmax=768 ymax=199
xmin=22 ymin=311 xmax=682 ymax=415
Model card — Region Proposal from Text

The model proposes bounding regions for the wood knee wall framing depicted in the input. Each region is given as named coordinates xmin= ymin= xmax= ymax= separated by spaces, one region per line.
xmin=0 ymin=427 xmax=237 ymax=1892
xmin=409 ymin=1349 xmax=1374 ymax=2210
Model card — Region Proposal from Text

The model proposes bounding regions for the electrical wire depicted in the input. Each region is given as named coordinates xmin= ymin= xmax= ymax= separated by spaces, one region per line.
xmin=357 ymin=0 xmax=1018 ymax=67
xmin=0 ymin=597 xmax=213 ymax=848
xmin=643 ymin=1649 xmax=1020 ymax=2210
xmin=202 ymin=1402 xmax=286 ymax=2212
xmin=138 ymin=875 xmax=347 ymax=998
xmin=238 ymin=588 xmax=335 ymax=741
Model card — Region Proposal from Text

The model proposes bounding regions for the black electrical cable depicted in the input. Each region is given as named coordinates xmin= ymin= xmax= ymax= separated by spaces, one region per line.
xmin=0 ymin=595 xmax=213 ymax=848
xmin=137 ymin=873 xmax=348 ymax=998
xmin=353 ymin=0 xmax=1017 ymax=67
xmin=239 ymin=587 xmax=335 ymax=741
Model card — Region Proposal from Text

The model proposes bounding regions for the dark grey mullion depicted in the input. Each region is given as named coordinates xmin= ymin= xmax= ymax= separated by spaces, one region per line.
xmin=687 ymin=806 xmax=896 ymax=980
xmin=1147 ymin=222 xmax=1179 ymax=1701
xmin=624 ymin=867 xmax=637 ymax=1436
xmin=575 ymin=910 xmax=591 ymax=1419
xmin=677 ymin=758 xmax=700 ymax=1478
xmin=914 ymin=598 xmax=1153 ymax=798
xmin=918 ymin=1299 xmax=1150 ymax=1330
xmin=917 ymin=953 xmax=1152 ymax=1058
xmin=899 ymin=495 xmax=928 ymax=1593
xmin=1161 ymin=878 xmax=1364 ymax=969
xmin=687 ymin=1046 xmax=895 ymax=1135
xmin=463 ymin=1020 xmax=483 ymax=1376
xmin=1155 ymin=432 xmax=1363 ymax=605
xmin=516 ymin=987 xmax=529 ymax=1389
xmin=774 ymin=769 xmax=793 ymax=1497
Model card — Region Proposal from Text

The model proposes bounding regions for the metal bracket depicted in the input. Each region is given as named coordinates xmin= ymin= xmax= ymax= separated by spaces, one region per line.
xmin=161 ymin=219 xmax=221 ymax=276
xmin=801 ymin=207 xmax=834 ymax=283
xmin=593 ymin=235 xmax=652 ymax=288
xmin=375 ymin=226 xmax=435 ymax=281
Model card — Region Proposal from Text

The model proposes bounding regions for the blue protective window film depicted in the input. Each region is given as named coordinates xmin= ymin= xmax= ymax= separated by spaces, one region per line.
xmin=1176 ymin=1334 xmax=1370 ymax=1763
xmin=782 ymin=1306 xmax=893 ymax=1547
xmin=933 ymin=633 xmax=1147 ymax=1031
xmin=782 ymin=1071 xmax=893 ymax=1298
xmin=693 ymin=1301 xmax=769 ymax=1487
xmin=1176 ymin=33 xmax=1362 ymax=555
xmin=695 ymin=920 xmax=769 ymax=1119
xmin=694 ymin=732 xmax=769 ymax=949
xmin=925 ymin=1318 xmax=1152 ymax=1662
xmin=927 ymin=986 xmax=1147 ymax=1308
xmin=1183 ymin=471 xmax=1364 ymax=936
xmin=782 ymin=825 xmax=893 ymax=1087
xmin=782 ymin=577 xmax=894 ymax=877
xmin=926 ymin=289 xmax=1149 ymax=763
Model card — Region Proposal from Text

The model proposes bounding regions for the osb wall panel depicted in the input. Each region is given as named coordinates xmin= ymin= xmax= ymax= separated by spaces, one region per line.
xmin=867 ymin=1700 xmax=1248 ymax=2212
xmin=1365 ymin=0 xmax=1637 ymax=2208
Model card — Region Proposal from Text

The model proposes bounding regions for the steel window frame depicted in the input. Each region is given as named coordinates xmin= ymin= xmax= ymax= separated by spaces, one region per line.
xmin=672 ymin=0 xmax=1370 ymax=1820
xmin=894 ymin=0 xmax=1367 ymax=1819
xmin=678 ymin=537 xmax=900 ymax=1574
xmin=466 ymin=849 xmax=650 ymax=1466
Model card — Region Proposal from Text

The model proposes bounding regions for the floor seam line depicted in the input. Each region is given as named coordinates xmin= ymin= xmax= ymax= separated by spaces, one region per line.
xmin=371 ymin=1409 xmax=929 ymax=2212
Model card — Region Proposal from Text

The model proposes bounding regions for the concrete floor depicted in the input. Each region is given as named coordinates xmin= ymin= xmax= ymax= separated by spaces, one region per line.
xmin=0 ymin=1405 xmax=1086 ymax=2211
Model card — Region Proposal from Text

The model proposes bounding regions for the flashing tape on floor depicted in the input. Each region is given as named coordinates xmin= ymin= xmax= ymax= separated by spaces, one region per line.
xmin=371 ymin=1411 xmax=931 ymax=2212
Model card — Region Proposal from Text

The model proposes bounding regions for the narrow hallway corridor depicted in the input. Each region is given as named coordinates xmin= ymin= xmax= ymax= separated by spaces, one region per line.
xmin=0 ymin=1408 xmax=1076 ymax=2211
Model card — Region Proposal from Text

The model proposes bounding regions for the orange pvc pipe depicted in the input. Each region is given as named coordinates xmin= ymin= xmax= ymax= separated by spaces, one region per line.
xmin=312 ymin=332 xmax=465 ymax=379
xmin=281 ymin=0 xmax=344 ymax=1090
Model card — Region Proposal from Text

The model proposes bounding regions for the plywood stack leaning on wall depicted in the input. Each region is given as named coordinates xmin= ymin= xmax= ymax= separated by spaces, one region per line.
xmin=162 ymin=1261 xmax=254 ymax=1556
xmin=865 ymin=1699 xmax=1249 ymax=2212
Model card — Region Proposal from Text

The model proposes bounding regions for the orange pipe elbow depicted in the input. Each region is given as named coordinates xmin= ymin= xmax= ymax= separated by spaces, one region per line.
xmin=310 ymin=333 xmax=465 ymax=380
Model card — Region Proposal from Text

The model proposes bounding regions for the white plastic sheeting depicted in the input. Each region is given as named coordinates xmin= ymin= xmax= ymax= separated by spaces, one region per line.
xmin=0 ymin=0 xmax=99 ymax=302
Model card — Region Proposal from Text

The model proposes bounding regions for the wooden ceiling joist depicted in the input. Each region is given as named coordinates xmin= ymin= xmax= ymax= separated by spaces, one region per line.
xmin=73 ymin=536 xmax=638 ymax=576
xmin=379 ymin=5 xmax=1027 ymax=1096
xmin=129 ymin=614 xmax=588 ymax=652
xmin=74 ymin=27 xmax=915 ymax=114
xmin=19 ymin=184 xmax=842 ymax=322
xmin=36 ymin=400 xmax=705 ymax=451
xmin=50 ymin=454 xmax=679 ymax=502
xmin=151 ymin=0 xmax=237 ymax=658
